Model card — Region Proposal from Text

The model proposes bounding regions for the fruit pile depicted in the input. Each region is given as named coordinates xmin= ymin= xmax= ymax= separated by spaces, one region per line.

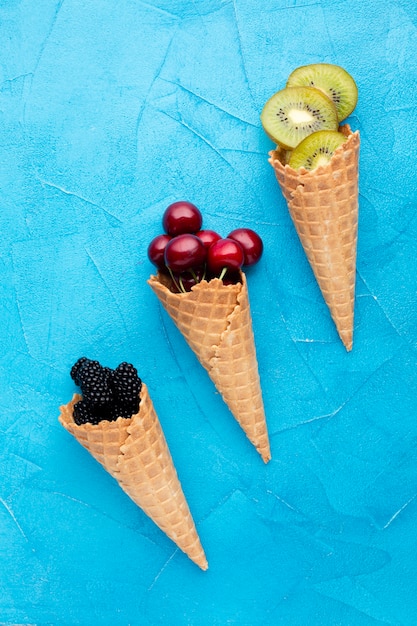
xmin=70 ymin=358 xmax=142 ymax=424
xmin=147 ymin=201 xmax=263 ymax=293
xmin=261 ymin=63 xmax=358 ymax=170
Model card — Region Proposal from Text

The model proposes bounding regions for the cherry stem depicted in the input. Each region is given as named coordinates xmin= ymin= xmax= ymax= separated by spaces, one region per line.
xmin=168 ymin=268 xmax=183 ymax=293
xmin=178 ymin=275 xmax=187 ymax=293
xmin=219 ymin=267 xmax=228 ymax=281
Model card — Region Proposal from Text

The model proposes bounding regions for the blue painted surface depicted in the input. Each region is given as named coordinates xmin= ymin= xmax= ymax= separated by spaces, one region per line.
xmin=1 ymin=1 xmax=417 ymax=624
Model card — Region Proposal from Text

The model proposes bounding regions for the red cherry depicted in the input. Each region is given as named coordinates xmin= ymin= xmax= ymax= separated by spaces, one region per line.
xmin=171 ymin=267 xmax=205 ymax=292
xmin=162 ymin=201 xmax=203 ymax=236
xmin=164 ymin=233 xmax=206 ymax=272
xmin=147 ymin=234 xmax=172 ymax=269
xmin=207 ymin=238 xmax=244 ymax=275
xmin=196 ymin=229 xmax=222 ymax=250
xmin=227 ymin=228 xmax=263 ymax=266
xmin=221 ymin=270 xmax=242 ymax=286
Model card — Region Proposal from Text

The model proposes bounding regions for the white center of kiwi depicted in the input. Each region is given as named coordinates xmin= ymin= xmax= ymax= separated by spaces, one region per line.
xmin=289 ymin=108 xmax=314 ymax=124
xmin=316 ymin=155 xmax=330 ymax=168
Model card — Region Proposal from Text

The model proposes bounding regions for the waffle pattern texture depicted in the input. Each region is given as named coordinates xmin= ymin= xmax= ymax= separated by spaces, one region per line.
xmin=269 ymin=125 xmax=360 ymax=350
xmin=59 ymin=383 xmax=208 ymax=570
xmin=148 ymin=272 xmax=271 ymax=462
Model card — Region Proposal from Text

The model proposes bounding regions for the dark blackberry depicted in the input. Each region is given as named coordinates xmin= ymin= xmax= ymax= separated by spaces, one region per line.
xmin=70 ymin=357 xmax=89 ymax=385
xmin=119 ymin=395 xmax=140 ymax=418
xmin=77 ymin=360 xmax=113 ymax=407
xmin=102 ymin=366 xmax=113 ymax=384
xmin=70 ymin=358 xmax=141 ymax=424
xmin=87 ymin=409 xmax=104 ymax=425
xmin=109 ymin=402 xmax=134 ymax=421
xmin=75 ymin=359 xmax=102 ymax=385
xmin=73 ymin=400 xmax=94 ymax=425
xmin=111 ymin=362 xmax=142 ymax=408
xmin=84 ymin=383 xmax=113 ymax=408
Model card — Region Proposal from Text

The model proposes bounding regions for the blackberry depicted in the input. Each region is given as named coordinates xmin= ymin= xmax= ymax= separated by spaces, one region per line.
xmin=76 ymin=359 xmax=102 ymax=385
xmin=70 ymin=357 xmax=89 ymax=385
xmin=73 ymin=400 xmax=94 ymax=425
xmin=70 ymin=358 xmax=141 ymax=425
xmin=108 ymin=402 xmax=134 ymax=421
xmin=77 ymin=360 xmax=113 ymax=407
xmin=111 ymin=362 xmax=142 ymax=408
xmin=102 ymin=366 xmax=113 ymax=384
xmin=87 ymin=409 xmax=103 ymax=425
xmin=117 ymin=395 xmax=140 ymax=418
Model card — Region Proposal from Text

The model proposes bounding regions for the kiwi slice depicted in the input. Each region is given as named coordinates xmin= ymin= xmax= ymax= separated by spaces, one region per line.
xmin=288 ymin=130 xmax=347 ymax=170
xmin=260 ymin=86 xmax=338 ymax=150
xmin=286 ymin=63 xmax=358 ymax=122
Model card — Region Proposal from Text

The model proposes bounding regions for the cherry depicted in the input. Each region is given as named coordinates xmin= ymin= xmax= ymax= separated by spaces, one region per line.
xmin=171 ymin=267 xmax=205 ymax=292
xmin=207 ymin=238 xmax=244 ymax=276
xmin=196 ymin=229 xmax=222 ymax=249
xmin=227 ymin=228 xmax=263 ymax=266
xmin=164 ymin=233 xmax=206 ymax=273
xmin=221 ymin=270 xmax=242 ymax=286
xmin=147 ymin=234 xmax=172 ymax=269
xmin=162 ymin=201 xmax=203 ymax=236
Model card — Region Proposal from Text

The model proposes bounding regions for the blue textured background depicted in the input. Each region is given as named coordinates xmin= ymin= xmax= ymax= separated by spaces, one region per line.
xmin=1 ymin=1 xmax=417 ymax=624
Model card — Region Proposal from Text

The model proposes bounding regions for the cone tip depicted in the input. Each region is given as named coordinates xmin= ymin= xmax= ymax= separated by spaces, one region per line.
xmin=258 ymin=443 xmax=272 ymax=463
xmin=340 ymin=331 xmax=353 ymax=352
xmin=198 ymin=557 xmax=209 ymax=571
xmin=189 ymin=548 xmax=208 ymax=570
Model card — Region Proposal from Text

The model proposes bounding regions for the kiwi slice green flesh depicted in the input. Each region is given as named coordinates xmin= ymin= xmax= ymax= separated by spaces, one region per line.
xmin=288 ymin=130 xmax=348 ymax=170
xmin=286 ymin=63 xmax=358 ymax=122
xmin=261 ymin=86 xmax=338 ymax=150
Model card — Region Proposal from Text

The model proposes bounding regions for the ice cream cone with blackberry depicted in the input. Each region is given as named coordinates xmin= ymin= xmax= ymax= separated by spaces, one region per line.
xmin=261 ymin=63 xmax=360 ymax=350
xmin=59 ymin=358 xmax=208 ymax=570
xmin=147 ymin=203 xmax=271 ymax=463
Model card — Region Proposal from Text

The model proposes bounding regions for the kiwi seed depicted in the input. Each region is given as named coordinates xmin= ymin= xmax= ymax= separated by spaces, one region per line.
xmin=286 ymin=63 xmax=358 ymax=122
xmin=260 ymin=86 xmax=338 ymax=150
xmin=288 ymin=130 xmax=348 ymax=171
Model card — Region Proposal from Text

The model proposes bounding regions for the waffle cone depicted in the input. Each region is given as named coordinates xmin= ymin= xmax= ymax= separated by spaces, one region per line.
xmin=269 ymin=125 xmax=360 ymax=350
xmin=58 ymin=383 xmax=208 ymax=570
xmin=148 ymin=272 xmax=271 ymax=463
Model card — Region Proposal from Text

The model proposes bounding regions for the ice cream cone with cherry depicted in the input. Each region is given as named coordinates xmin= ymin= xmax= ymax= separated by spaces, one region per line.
xmin=261 ymin=63 xmax=360 ymax=350
xmin=147 ymin=202 xmax=271 ymax=463
xmin=59 ymin=358 xmax=208 ymax=570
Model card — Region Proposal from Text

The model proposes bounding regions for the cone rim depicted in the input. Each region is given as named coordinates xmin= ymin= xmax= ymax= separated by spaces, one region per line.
xmin=269 ymin=124 xmax=359 ymax=176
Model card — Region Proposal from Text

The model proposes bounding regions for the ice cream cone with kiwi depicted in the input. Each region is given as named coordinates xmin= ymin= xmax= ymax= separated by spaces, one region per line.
xmin=147 ymin=202 xmax=271 ymax=463
xmin=59 ymin=358 xmax=208 ymax=570
xmin=261 ymin=63 xmax=360 ymax=351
